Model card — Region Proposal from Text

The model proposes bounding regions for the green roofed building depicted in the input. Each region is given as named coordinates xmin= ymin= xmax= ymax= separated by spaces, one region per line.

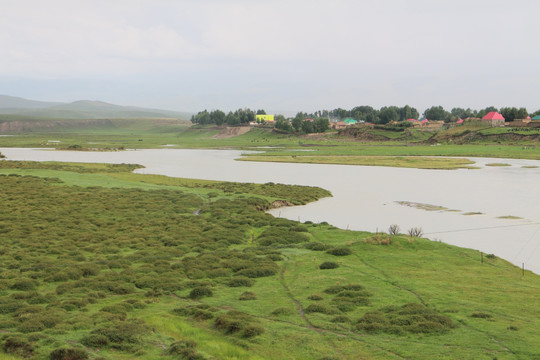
xmin=344 ymin=118 xmax=358 ymax=125
xmin=532 ymin=115 xmax=540 ymax=121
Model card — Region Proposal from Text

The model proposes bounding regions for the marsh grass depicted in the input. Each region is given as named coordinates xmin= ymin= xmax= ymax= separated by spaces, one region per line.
xmin=1 ymin=161 xmax=540 ymax=359
xmin=497 ymin=215 xmax=523 ymax=219
xmin=240 ymin=155 xmax=477 ymax=169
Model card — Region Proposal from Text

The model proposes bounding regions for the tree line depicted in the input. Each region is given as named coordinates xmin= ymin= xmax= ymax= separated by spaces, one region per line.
xmin=191 ymin=105 xmax=540 ymax=129
xmin=191 ymin=108 xmax=330 ymax=134
xmin=423 ymin=106 xmax=535 ymax=123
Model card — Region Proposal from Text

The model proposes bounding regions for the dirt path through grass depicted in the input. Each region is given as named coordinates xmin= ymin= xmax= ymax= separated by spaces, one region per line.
xmin=278 ymin=255 xmax=409 ymax=360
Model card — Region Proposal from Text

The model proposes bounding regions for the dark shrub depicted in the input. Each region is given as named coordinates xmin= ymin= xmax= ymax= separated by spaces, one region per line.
xmin=206 ymin=268 xmax=231 ymax=278
xmin=189 ymin=287 xmax=213 ymax=299
xmin=79 ymin=264 xmax=100 ymax=277
xmin=332 ymin=300 xmax=356 ymax=313
xmin=227 ymin=277 xmax=254 ymax=287
xmin=324 ymin=284 xmax=365 ymax=294
xmin=408 ymin=321 xmax=447 ymax=334
xmin=166 ymin=339 xmax=196 ymax=355
xmin=326 ymin=247 xmax=352 ymax=256
xmin=190 ymin=308 xmax=215 ymax=321
xmin=134 ymin=276 xmax=155 ymax=289
xmin=173 ymin=305 xmax=215 ymax=320
xmin=18 ymin=319 xmax=46 ymax=333
xmin=235 ymin=266 xmax=277 ymax=278
xmin=101 ymin=304 xmax=129 ymax=315
xmin=2 ymin=337 xmax=34 ymax=357
xmin=81 ymin=334 xmax=109 ymax=347
xmin=356 ymin=303 xmax=454 ymax=335
xmin=270 ymin=307 xmax=294 ymax=316
xmin=304 ymin=304 xmax=334 ymax=314
xmin=91 ymin=320 xmax=148 ymax=344
xmin=471 ymin=312 xmax=492 ymax=319
xmin=239 ymin=292 xmax=257 ymax=301
xmin=35 ymin=313 xmax=63 ymax=328
xmin=307 ymin=294 xmax=323 ymax=301
xmin=319 ymin=262 xmax=339 ymax=270
xmin=331 ymin=315 xmax=351 ymax=323
xmin=11 ymin=278 xmax=37 ymax=291
xmin=241 ymin=325 xmax=265 ymax=338
xmin=49 ymin=348 xmax=89 ymax=360
xmin=0 ymin=299 xmax=25 ymax=314
xmin=214 ymin=311 xmax=251 ymax=334
xmin=356 ymin=312 xmax=388 ymax=334
xmin=303 ymin=242 xmax=330 ymax=251
xmin=265 ymin=253 xmax=283 ymax=261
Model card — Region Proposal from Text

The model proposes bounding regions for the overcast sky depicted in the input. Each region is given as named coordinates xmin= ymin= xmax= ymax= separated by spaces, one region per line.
xmin=1 ymin=0 xmax=539 ymax=114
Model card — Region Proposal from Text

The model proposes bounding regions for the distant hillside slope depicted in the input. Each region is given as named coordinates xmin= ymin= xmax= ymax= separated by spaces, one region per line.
xmin=0 ymin=94 xmax=62 ymax=109
xmin=0 ymin=95 xmax=191 ymax=120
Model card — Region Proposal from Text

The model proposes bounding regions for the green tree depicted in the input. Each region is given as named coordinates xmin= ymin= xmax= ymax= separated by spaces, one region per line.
xmin=274 ymin=118 xmax=292 ymax=132
xmin=191 ymin=110 xmax=211 ymax=124
xmin=500 ymin=107 xmax=528 ymax=122
xmin=234 ymin=108 xmax=255 ymax=124
xmin=226 ymin=112 xmax=240 ymax=126
xmin=291 ymin=117 xmax=302 ymax=132
xmin=399 ymin=105 xmax=419 ymax=121
xmin=350 ymin=106 xmax=376 ymax=121
xmin=301 ymin=120 xmax=314 ymax=133
xmin=210 ymin=110 xmax=226 ymax=126
xmin=517 ymin=107 xmax=528 ymax=120
xmin=330 ymin=108 xmax=349 ymax=120
xmin=424 ymin=106 xmax=451 ymax=122
xmin=378 ymin=106 xmax=399 ymax=124
xmin=450 ymin=107 xmax=474 ymax=120
xmin=476 ymin=106 xmax=498 ymax=119
xmin=313 ymin=118 xmax=330 ymax=133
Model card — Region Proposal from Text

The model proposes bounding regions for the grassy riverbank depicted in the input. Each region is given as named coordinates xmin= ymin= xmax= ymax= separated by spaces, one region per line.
xmin=1 ymin=160 xmax=540 ymax=359
xmin=2 ymin=122 xmax=540 ymax=171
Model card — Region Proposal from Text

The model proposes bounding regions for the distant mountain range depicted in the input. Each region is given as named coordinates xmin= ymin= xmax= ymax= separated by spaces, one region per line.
xmin=0 ymin=95 xmax=191 ymax=120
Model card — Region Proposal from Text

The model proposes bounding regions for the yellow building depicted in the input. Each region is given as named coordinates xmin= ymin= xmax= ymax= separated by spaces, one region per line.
xmin=255 ymin=114 xmax=275 ymax=122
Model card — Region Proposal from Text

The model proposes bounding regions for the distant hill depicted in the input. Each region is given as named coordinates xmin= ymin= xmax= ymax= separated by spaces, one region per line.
xmin=0 ymin=95 xmax=191 ymax=120
xmin=0 ymin=95 xmax=62 ymax=109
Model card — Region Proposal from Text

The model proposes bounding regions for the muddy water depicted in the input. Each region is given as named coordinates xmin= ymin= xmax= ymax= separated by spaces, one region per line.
xmin=1 ymin=148 xmax=539 ymax=274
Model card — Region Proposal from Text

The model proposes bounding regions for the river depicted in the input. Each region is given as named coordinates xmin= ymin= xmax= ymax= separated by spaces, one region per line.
xmin=1 ymin=147 xmax=539 ymax=274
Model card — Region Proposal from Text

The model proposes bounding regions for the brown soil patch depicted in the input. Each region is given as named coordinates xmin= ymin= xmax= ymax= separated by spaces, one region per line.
xmin=212 ymin=126 xmax=251 ymax=139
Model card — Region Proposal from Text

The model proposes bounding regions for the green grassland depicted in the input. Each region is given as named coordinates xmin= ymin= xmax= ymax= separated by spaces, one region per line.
xmin=3 ymin=120 xmax=540 ymax=170
xmin=1 ymin=161 xmax=540 ymax=359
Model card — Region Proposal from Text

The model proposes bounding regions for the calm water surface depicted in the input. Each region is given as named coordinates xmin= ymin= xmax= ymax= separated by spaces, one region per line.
xmin=2 ymin=148 xmax=539 ymax=274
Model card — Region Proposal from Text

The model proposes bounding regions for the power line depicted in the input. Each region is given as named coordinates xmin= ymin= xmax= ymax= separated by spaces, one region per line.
xmin=424 ymin=222 xmax=540 ymax=235
xmin=523 ymin=226 xmax=540 ymax=263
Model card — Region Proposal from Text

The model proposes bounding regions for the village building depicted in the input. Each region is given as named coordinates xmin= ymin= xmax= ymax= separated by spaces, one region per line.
xmin=330 ymin=121 xmax=347 ymax=129
xmin=255 ymin=114 xmax=275 ymax=123
xmin=481 ymin=112 xmax=505 ymax=126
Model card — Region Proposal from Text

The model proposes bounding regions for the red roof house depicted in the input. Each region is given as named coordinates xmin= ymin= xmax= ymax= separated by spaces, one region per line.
xmin=482 ymin=112 xmax=504 ymax=121
xmin=482 ymin=112 xmax=505 ymax=126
